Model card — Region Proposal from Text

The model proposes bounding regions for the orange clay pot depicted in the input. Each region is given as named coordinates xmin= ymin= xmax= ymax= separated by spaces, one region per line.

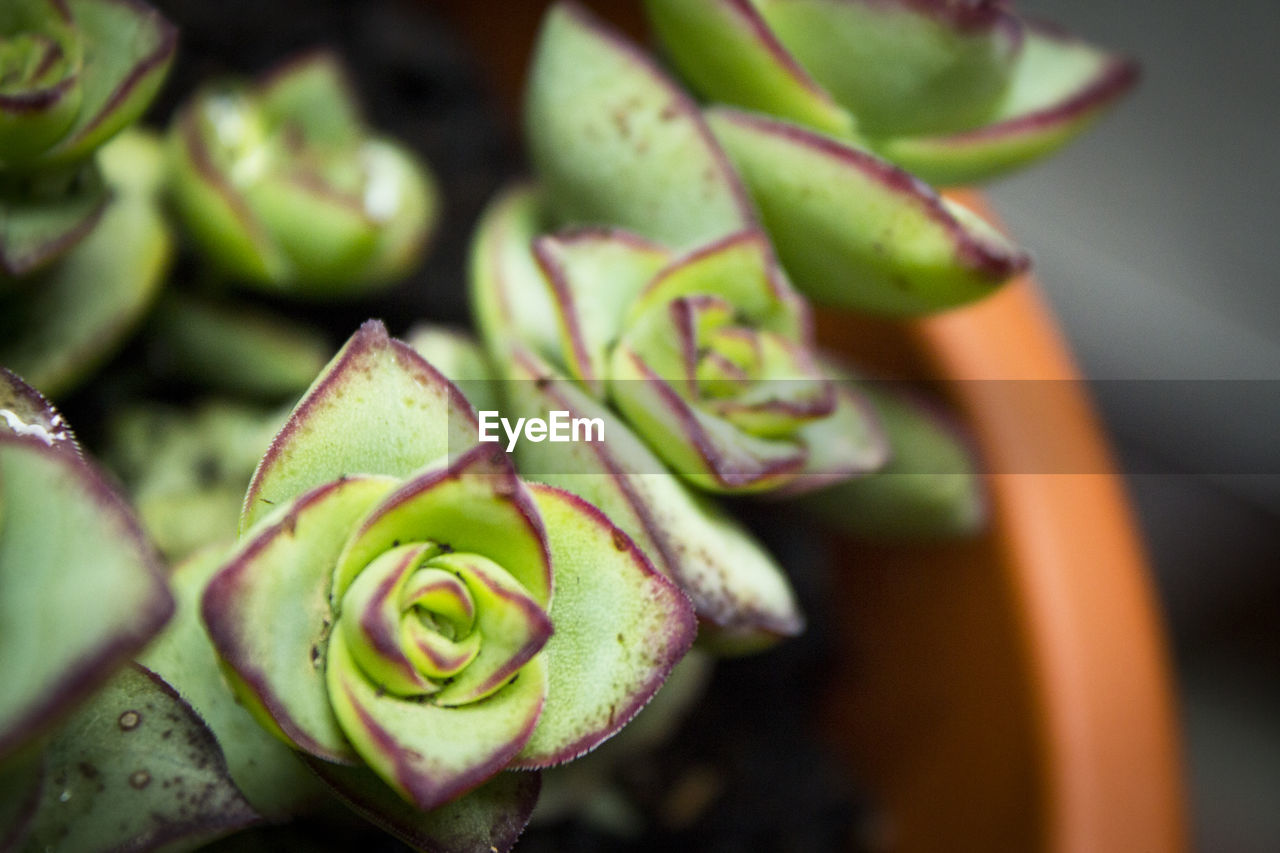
xmin=815 ymin=192 xmax=1187 ymax=852
xmin=429 ymin=3 xmax=1187 ymax=849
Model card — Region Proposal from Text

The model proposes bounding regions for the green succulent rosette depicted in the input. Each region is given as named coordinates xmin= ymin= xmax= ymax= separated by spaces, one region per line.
xmin=168 ymin=51 xmax=440 ymax=296
xmin=0 ymin=0 xmax=175 ymax=275
xmin=198 ymin=322 xmax=695 ymax=848
xmin=645 ymin=0 xmax=1138 ymax=186
xmin=476 ymin=188 xmax=885 ymax=495
xmin=0 ymin=370 xmax=174 ymax=848
xmin=465 ymin=185 xmax=877 ymax=652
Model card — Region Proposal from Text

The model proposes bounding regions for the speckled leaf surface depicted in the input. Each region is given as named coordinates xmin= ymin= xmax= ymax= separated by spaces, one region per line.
xmin=242 ymin=320 xmax=476 ymax=531
xmin=644 ymin=0 xmax=856 ymax=139
xmin=525 ymin=3 xmax=754 ymax=249
xmin=0 ymin=372 xmax=172 ymax=766
xmin=752 ymin=0 xmax=1021 ymax=137
xmin=532 ymin=229 xmax=671 ymax=394
xmin=140 ymin=548 xmax=329 ymax=821
xmin=305 ymin=760 xmax=540 ymax=853
xmin=21 ymin=665 xmax=258 ymax=853
xmin=204 ymin=475 xmax=397 ymax=762
xmin=878 ymin=23 xmax=1140 ymax=185
xmin=514 ymin=485 xmax=695 ymax=767
xmin=707 ymin=108 xmax=1027 ymax=315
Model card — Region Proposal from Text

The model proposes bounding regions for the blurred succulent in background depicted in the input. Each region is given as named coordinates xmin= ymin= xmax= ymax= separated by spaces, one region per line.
xmin=105 ymin=399 xmax=287 ymax=560
xmin=0 ymin=129 xmax=173 ymax=396
xmin=167 ymin=51 xmax=440 ymax=297
xmin=0 ymin=0 xmax=175 ymax=276
xmin=645 ymin=0 xmax=1139 ymax=186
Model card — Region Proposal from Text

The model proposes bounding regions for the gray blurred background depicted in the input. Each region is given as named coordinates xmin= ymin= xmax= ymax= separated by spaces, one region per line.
xmin=988 ymin=2 xmax=1280 ymax=849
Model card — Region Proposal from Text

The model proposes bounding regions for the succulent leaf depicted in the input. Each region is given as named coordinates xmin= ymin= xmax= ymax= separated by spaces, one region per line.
xmin=514 ymin=484 xmax=696 ymax=767
xmin=752 ymin=0 xmax=1021 ymax=137
xmin=0 ymin=371 xmax=172 ymax=766
xmin=525 ymin=3 xmax=754 ymax=249
xmin=140 ymin=547 xmax=329 ymax=821
xmin=203 ymin=475 xmax=398 ymax=762
xmin=304 ymin=760 xmax=540 ymax=853
xmin=21 ymin=665 xmax=259 ymax=852
xmin=707 ymin=107 xmax=1028 ymax=315
xmin=326 ymin=630 xmax=546 ymax=813
xmin=0 ymin=129 xmax=172 ymax=395
xmin=799 ymin=369 xmax=987 ymax=539
xmin=877 ymin=23 xmax=1141 ymax=185
xmin=644 ymin=0 xmax=857 ymax=139
xmin=242 ymin=319 xmax=476 ymax=531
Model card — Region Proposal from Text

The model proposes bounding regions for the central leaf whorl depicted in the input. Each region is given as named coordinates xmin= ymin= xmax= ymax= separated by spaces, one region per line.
xmin=335 ymin=539 xmax=552 ymax=708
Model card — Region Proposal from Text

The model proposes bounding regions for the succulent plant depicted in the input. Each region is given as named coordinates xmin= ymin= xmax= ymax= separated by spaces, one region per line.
xmin=0 ymin=128 xmax=173 ymax=396
xmin=0 ymin=370 xmax=173 ymax=848
xmin=0 ymin=0 xmax=175 ymax=275
xmin=524 ymin=2 xmax=1038 ymax=315
xmin=186 ymin=321 xmax=694 ymax=848
xmin=478 ymin=204 xmax=885 ymax=494
xmin=167 ymin=51 xmax=440 ymax=297
xmin=646 ymin=0 xmax=1139 ymax=186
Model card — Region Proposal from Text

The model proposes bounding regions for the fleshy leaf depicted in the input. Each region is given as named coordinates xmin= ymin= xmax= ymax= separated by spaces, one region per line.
xmin=781 ymin=380 xmax=889 ymax=494
xmin=106 ymin=401 xmax=285 ymax=560
xmin=242 ymin=320 xmax=477 ymax=531
xmin=305 ymin=759 xmax=540 ymax=853
xmin=644 ymin=0 xmax=857 ymax=138
xmin=707 ymin=107 xmax=1028 ymax=315
xmin=608 ymin=341 xmax=808 ymax=492
xmin=0 ymin=368 xmax=76 ymax=453
xmin=255 ymin=50 xmax=364 ymax=149
xmin=506 ymin=353 xmax=803 ymax=649
xmin=753 ymin=0 xmax=1022 ymax=136
xmin=532 ymin=228 xmax=671 ymax=393
xmin=45 ymin=0 xmax=176 ymax=164
xmin=0 ymin=376 xmax=172 ymax=765
xmin=405 ymin=325 xmax=501 ymax=414
xmin=525 ymin=2 xmax=754 ymax=249
xmin=876 ymin=23 xmax=1140 ymax=185
xmin=147 ymin=292 xmax=332 ymax=400
xmin=0 ymin=162 xmax=105 ymax=277
xmin=0 ymin=130 xmax=172 ymax=395
xmin=203 ymin=475 xmax=398 ymax=762
xmin=514 ymin=484 xmax=695 ymax=767
xmin=332 ymin=445 xmax=552 ymax=609
xmin=798 ymin=372 xmax=986 ymax=539
xmin=22 ymin=665 xmax=259 ymax=852
xmin=141 ymin=547 xmax=329 ymax=821
xmin=326 ymin=630 xmax=546 ymax=812
xmin=468 ymin=183 xmax=561 ymax=365
xmin=624 ymin=229 xmax=804 ymax=337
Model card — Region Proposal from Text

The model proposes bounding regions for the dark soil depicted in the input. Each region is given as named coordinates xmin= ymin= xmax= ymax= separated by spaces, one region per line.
xmin=99 ymin=1 xmax=874 ymax=849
